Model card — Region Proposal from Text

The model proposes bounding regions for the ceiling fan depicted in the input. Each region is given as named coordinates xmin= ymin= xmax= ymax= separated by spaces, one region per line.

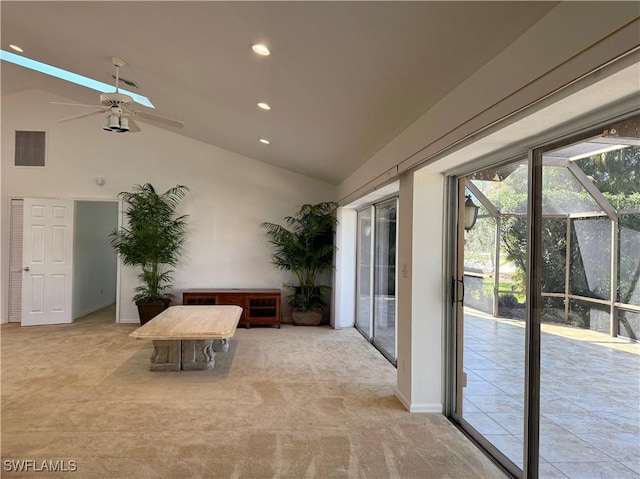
xmin=51 ymin=57 xmax=184 ymax=133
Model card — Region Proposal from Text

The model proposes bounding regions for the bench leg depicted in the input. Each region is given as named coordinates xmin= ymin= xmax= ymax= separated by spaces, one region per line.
xmin=181 ymin=339 xmax=216 ymax=370
xmin=150 ymin=340 xmax=181 ymax=371
xmin=213 ymin=338 xmax=229 ymax=352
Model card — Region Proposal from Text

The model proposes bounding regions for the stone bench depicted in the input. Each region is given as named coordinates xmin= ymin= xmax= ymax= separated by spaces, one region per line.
xmin=130 ymin=305 xmax=242 ymax=371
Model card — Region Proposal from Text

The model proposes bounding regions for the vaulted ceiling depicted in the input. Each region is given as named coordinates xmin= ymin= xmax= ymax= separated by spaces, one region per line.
xmin=1 ymin=1 xmax=558 ymax=184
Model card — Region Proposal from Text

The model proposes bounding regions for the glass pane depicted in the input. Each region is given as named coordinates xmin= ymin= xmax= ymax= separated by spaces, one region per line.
xmin=542 ymin=166 xmax=602 ymax=215
xmin=569 ymin=217 xmax=611 ymax=300
xmin=618 ymin=309 xmax=640 ymax=341
xmin=573 ymin=145 xmax=640 ymax=200
xmin=356 ymin=208 xmax=373 ymax=337
xmin=568 ymin=298 xmax=610 ymax=333
xmin=541 ymin=217 xmax=567 ymax=294
xmin=460 ymin=162 xmax=526 ymax=471
xmin=497 ymin=216 xmax=526 ymax=320
xmin=619 ymin=213 xmax=640 ymax=306
xmin=373 ymin=199 xmax=397 ymax=362
xmin=541 ymin=296 xmax=566 ymax=324
xmin=540 ymin=144 xmax=640 ymax=479
xmin=469 ymin=161 xmax=528 ymax=215
xmin=464 ymin=211 xmax=496 ymax=315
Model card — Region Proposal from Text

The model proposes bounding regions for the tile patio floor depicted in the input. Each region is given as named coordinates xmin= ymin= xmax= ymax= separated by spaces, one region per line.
xmin=462 ymin=309 xmax=640 ymax=479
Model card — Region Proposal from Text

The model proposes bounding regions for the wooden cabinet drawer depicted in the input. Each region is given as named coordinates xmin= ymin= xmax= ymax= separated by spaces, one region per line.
xmin=182 ymin=293 xmax=217 ymax=305
xmin=182 ymin=289 xmax=280 ymax=328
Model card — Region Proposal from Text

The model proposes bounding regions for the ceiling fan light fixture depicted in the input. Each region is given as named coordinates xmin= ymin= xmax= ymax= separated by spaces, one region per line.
xmin=103 ymin=116 xmax=112 ymax=131
xmin=117 ymin=115 xmax=130 ymax=132
xmin=108 ymin=113 xmax=120 ymax=131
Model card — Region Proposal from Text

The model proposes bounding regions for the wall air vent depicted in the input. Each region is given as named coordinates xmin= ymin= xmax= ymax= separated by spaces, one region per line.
xmin=15 ymin=131 xmax=45 ymax=167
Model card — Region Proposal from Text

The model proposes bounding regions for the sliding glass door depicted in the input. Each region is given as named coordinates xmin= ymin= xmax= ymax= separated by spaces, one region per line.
xmin=450 ymin=114 xmax=640 ymax=478
xmin=455 ymin=160 xmax=528 ymax=475
xmin=537 ymin=136 xmax=640 ymax=478
xmin=356 ymin=198 xmax=398 ymax=364
xmin=356 ymin=207 xmax=373 ymax=337
xmin=373 ymin=199 xmax=398 ymax=361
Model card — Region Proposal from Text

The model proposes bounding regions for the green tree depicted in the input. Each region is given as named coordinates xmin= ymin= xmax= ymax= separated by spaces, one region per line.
xmin=469 ymin=145 xmax=640 ymax=326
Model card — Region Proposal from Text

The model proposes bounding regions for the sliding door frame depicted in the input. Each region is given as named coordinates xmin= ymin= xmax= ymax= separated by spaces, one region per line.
xmin=448 ymin=156 xmax=528 ymax=479
xmin=355 ymin=206 xmax=374 ymax=338
xmin=354 ymin=195 xmax=399 ymax=365
xmin=445 ymin=110 xmax=640 ymax=478
xmin=523 ymin=148 xmax=542 ymax=479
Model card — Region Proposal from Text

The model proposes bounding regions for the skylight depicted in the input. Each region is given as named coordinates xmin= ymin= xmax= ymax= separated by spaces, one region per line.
xmin=1 ymin=50 xmax=154 ymax=108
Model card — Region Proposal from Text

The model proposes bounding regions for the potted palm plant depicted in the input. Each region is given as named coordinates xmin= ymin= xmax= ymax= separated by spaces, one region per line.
xmin=262 ymin=202 xmax=338 ymax=325
xmin=110 ymin=183 xmax=189 ymax=325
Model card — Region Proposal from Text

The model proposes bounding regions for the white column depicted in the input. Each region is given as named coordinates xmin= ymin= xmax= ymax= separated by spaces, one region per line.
xmin=333 ymin=207 xmax=357 ymax=329
xmin=396 ymin=168 xmax=445 ymax=413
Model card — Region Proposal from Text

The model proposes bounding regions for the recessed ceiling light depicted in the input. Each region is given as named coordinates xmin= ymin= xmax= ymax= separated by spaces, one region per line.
xmin=252 ymin=44 xmax=270 ymax=56
xmin=257 ymin=102 xmax=271 ymax=111
xmin=9 ymin=44 xmax=23 ymax=53
xmin=259 ymin=138 xmax=270 ymax=145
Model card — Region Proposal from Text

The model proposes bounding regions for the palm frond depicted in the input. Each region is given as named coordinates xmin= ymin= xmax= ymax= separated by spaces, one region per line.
xmin=261 ymin=202 xmax=338 ymax=310
xmin=111 ymin=183 xmax=189 ymax=301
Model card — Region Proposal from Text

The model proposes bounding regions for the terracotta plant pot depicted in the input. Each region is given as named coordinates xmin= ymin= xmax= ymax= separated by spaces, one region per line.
xmin=136 ymin=298 xmax=171 ymax=325
xmin=292 ymin=307 xmax=322 ymax=326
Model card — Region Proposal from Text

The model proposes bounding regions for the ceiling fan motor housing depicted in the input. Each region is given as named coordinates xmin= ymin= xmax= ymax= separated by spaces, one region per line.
xmin=100 ymin=92 xmax=133 ymax=106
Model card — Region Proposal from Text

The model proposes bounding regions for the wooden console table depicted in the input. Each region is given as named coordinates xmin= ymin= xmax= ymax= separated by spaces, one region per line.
xmin=182 ymin=289 xmax=281 ymax=328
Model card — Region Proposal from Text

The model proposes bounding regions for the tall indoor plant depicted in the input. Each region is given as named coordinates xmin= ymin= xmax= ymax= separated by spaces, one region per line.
xmin=262 ymin=201 xmax=338 ymax=325
xmin=110 ymin=183 xmax=189 ymax=324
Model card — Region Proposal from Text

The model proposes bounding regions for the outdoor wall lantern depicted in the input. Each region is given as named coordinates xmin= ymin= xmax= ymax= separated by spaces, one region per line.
xmin=464 ymin=195 xmax=480 ymax=232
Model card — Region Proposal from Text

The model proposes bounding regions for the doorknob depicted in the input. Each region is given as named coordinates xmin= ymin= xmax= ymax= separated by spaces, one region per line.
xmin=23 ymin=266 xmax=30 ymax=271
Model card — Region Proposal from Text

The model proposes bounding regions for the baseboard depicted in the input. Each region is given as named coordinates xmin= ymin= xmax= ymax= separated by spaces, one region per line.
xmin=395 ymin=389 xmax=443 ymax=413
xmin=73 ymin=300 xmax=115 ymax=320
xmin=409 ymin=403 xmax=443 ymax=413
xmin=118 ymin=318 xmax=140 ymax=324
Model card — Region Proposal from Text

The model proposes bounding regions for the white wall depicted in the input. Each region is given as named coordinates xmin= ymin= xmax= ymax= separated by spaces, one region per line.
xmin=410 ymin=169 xmax=445 ymax=412
xmin=1 ymin=89 xmax=336 ymax=323
xmin=394 ymin=170 xmax=445 ymax=413
xmin=337 ymin=2 xmax=640 ymax=202
xmin=395 ymin=172 xmax=414 ymax=410
xmin=333 ymin=1 xmax=640 ymax=413
xmin=73 ymin=201 xmax=118 ymax=319
xmin=332 ymin=206 xmax=357 ymax=328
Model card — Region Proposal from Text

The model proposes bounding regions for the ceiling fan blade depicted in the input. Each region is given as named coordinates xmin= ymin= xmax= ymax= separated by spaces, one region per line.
xmin=132 ymin=110 xmax=184 ymax=129
xmin=50 ymin=101 xmax=107 ymax=109
xmin=58 ymin=110 xmax=105 ymax=123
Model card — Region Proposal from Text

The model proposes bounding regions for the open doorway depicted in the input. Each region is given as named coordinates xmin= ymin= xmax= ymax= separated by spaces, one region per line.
xmin=72 ymin=200 xmax=118 ymax=321
xmin=8 ymin=198 xmax=119 ymax=325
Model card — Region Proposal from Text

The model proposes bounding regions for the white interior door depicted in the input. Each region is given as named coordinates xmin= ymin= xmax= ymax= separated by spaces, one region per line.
xmin=21 ymin=198 xmax=74 ymax=326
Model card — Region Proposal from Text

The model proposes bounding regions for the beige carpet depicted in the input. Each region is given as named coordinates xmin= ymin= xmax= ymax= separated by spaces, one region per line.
xmin=1 ymin=305 xmax=505 ymax=479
